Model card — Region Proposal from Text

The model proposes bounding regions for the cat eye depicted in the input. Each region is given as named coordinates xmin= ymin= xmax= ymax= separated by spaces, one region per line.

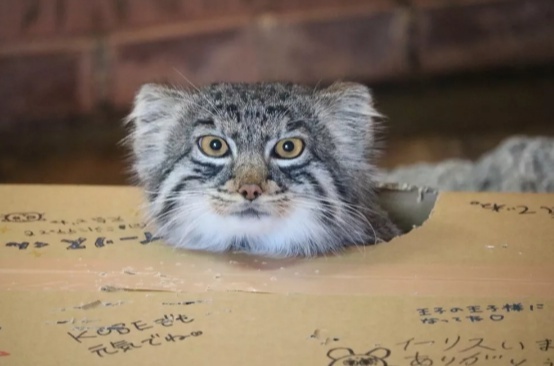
xmin=198 ymin=135 xmax=229 ymax=157
xmin=273 ymin=138 xmax=305 ymax=159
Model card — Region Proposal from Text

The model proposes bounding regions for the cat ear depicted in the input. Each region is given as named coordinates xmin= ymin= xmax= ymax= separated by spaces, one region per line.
xmin=124 ymin=83 xmax=189 ymax=185
xmin=324 ymin=81 xmax=374 ymax=106
xmin=319 ymin=81 xmax=381 ymax=129
xmin=317 ymin=82 xmax=381 ymax=163
xmin=126 ymin=83 xmax=188 ymax=127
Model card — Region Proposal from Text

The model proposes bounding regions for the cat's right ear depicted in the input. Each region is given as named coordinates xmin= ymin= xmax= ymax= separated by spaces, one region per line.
xmin=124 ymin=84 xmax=189 ymax=185
xmin=125 ymin=83 xmax=188 ymax=127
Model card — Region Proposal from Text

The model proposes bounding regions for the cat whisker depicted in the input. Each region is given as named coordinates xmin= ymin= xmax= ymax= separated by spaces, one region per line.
xmin=142 ymin=192 xmax=207 ymax=216
xmin=294 ymin=193 xmax=373 ymax=219
xmin=293 ymin=192 xmax=380 ymax=214
xmin=312 ymin=79 xmax=323 ymax=94
xmin=143 ymin=189 xmax=211 ymax=198
xmin=154 ymin=201 xmax=209 ymax=239
xmin=142 ymin=192 xmax=208 ymax=226
xmin=294 ymin=198 xmax=378 ymax=245
xmin=291 ymin=202 xmax=357 ymax=243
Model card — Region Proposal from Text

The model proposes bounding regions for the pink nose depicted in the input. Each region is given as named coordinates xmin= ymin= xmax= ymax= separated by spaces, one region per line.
xmin=238 ymin=184 xmax=263 ymax=201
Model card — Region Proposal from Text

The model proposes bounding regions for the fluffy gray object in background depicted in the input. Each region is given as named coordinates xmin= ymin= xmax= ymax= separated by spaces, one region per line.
xmin=382 ymin=136 xmax=554 ymax=192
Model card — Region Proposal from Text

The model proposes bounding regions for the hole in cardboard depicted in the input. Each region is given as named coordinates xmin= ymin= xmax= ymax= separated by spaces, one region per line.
xmin=376 ymin=183 xmax=438 ymax=234
xmin=185 ymin=183 xmax=437 ymax=267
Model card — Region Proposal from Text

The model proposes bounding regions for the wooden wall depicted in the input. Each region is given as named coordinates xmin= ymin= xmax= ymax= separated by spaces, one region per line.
xmin=0 ymin=0 xmax=553 ymax=184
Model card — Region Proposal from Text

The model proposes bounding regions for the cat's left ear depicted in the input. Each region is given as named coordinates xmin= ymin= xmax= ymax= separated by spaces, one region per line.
xmin=317 ymin=82 xmax=382 ymax=158
xmin=319 ymin=81 xmax=381 ymax=126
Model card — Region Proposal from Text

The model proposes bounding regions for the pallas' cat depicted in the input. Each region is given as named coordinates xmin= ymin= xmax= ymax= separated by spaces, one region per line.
xmin=125 ymin=82 xmax=399 ymax=257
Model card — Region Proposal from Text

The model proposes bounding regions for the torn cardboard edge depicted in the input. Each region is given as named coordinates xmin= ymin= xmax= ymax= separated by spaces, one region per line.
xmin=375 ymin=182 xmax=438 ymax=232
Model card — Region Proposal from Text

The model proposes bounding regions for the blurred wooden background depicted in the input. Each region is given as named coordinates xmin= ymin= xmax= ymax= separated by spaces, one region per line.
xmin=0 ymin=0 xmax=553 ymax=184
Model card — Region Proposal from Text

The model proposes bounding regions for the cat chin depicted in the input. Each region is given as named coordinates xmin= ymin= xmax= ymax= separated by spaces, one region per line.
xmin=157 ymin=205 xmax=335 ymax=257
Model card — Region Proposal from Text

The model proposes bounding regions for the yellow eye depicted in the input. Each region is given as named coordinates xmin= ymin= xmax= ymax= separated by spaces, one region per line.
xmin=198 ymin=135 xmax=229 ymax=157
xmin=273 ymin=138 xmax=305 ymax=159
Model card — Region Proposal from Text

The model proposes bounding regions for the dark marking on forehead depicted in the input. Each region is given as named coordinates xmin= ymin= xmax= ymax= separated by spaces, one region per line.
xmin=213 ymin=91 xmax=223 ymax=101
xmin=279 ymin=92 xmax=290 ymax=101
xmin=193 ymin=83 xmax=316 ymax=129
xmin=265 ymin=105 xmax=290 ymax=118
xmin=254 ymin=112 xmax=268 ymax=124
xmin=226 ymin=104 xmax=238 ymax=113
xmin=225 ymin=104 xmax=241 ymax=123
xmin=193 ymin=119 xmax=216 ymax=128
xmin=243 ymin=108 xmax=265 ymax=121
xmin=239 ymin=90 xmax=249 ymax=102
xmin=285 ymin=120 xmax=311 ymax=133
xmin=206 ymin=104 xmax=220 ymax=117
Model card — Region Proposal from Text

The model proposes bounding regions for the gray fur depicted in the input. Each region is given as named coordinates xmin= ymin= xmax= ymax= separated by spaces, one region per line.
xmin=125 ymin=81 xmax=399 ymax=257
xmin=382 ymin=136 xmax=554 ymax=192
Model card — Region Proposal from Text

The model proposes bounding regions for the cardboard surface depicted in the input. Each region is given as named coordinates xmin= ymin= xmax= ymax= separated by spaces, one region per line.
xmin=0 ymin=185 xmax=553 ymax=365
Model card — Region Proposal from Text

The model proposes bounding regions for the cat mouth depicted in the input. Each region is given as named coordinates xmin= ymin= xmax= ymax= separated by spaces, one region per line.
xmin=230 ymin=207 xmax=270 ymax=219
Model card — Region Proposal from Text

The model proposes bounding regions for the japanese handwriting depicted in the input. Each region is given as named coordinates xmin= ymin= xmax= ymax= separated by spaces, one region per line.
xmin=334 ymin=335 xmax=553 ymax=366
xmin=0 ymin=211 xmax=147 ymax=238
xmin=4 ymin=231 xmax=159 ymax=251
xmin=65 ymin=313 xmax=202 ymax=358
xmin=417 ymin=303 xmax=544 ymax=325
xmin=470 ymin=201 xmax=554 ymax=218
xmin=1 ymin=212 xmax=45 ymax=223
xmin=21 ymin=223 xmax=147 ymax=237
xmin=88 ymin=331 xmax=202 ymax=357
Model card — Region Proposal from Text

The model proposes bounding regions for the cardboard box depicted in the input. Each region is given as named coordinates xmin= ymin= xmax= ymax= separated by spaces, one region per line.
xmin=0 ymin=184 xmax=553 ymax=365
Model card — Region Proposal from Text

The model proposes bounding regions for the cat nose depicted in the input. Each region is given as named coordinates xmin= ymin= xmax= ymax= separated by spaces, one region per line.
xmin=238 ymin=184 xmax=263 ymax=201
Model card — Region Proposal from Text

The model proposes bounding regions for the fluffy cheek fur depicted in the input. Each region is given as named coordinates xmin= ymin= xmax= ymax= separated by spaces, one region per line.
xmin=156 ymin=194 xmax=330 ymax=257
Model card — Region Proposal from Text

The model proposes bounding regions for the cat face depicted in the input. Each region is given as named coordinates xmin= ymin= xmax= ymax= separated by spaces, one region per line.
xmin=126 ymin=82 xmax=398 ymax=257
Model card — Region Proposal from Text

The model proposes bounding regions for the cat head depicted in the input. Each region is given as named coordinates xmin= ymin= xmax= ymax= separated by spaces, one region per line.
xmin=125 ymin=82 xmax=394 ymax=257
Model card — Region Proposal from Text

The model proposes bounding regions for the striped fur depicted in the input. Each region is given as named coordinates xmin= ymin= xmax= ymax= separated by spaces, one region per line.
xmin=125 ymin=82 xmax=399 ymax=257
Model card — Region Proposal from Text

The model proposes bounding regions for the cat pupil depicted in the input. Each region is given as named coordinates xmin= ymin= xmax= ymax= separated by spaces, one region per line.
xmin=283 ymin=140 xmax=294 ymax=152
xmin=210 ymin=139 xmax=222 ymax=150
